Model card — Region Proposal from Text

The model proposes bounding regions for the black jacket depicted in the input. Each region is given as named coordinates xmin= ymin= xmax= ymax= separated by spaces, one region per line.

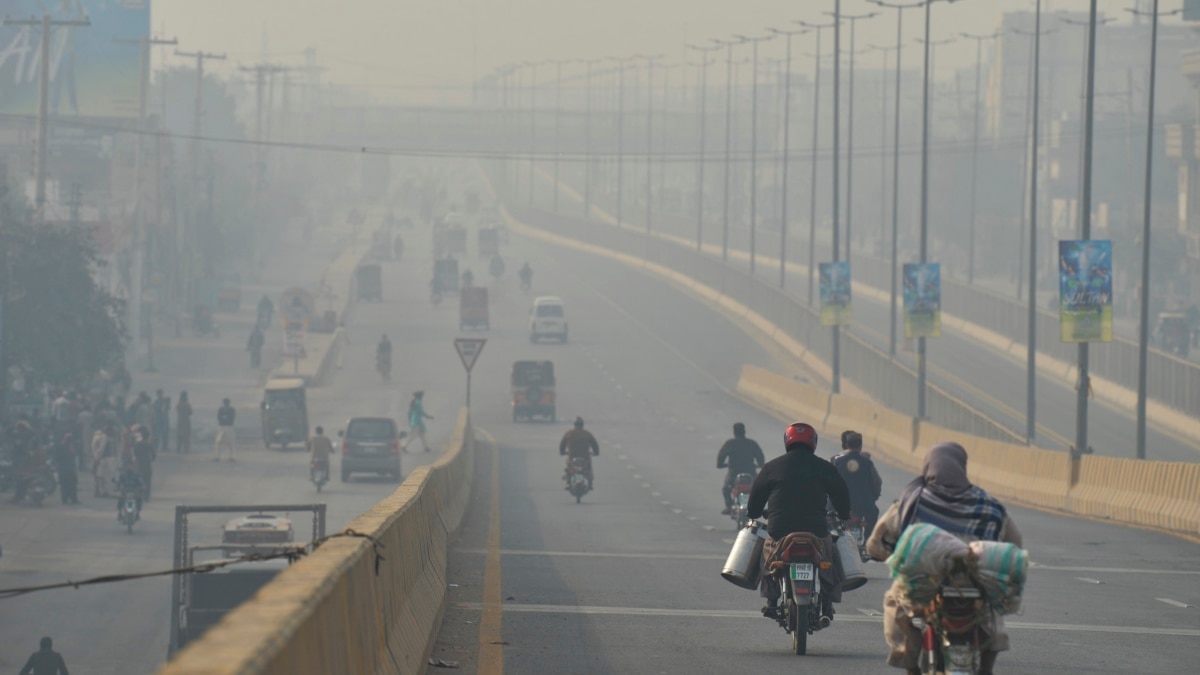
xmin=747 ymin=448 xmax=851 ymax=540
xmin=832 ymin=451 xmax=883 ymax=517
xmin=20 ymin=648 xmax=69 ymax=675
xmin=217 ymin=405 xmax=236 ymax=427
xmin=716 ymin=437 xmax=765 ymax=476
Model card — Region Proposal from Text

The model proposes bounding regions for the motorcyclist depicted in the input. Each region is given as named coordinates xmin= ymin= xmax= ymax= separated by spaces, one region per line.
xmin=307 ymin=426 xmax=335 ymax=477
xmin=376 ymin=334 xmax=393 ymax=374
xmin=831 ymin=430 xmax=882 ymax=535
xmin=559 ymin=417 xmax=599 ymax=489
xmin=115 ymin=459 xmax=144 ymax=520
xmin=716 ymin=422 xmax=765 ymax=515
xmin=519 ymin=262 xmax=533 ymax=290
xmin=747 ymin=422 xmax=851 ymax=624
xmin=489 ymin=253 xmax=506 ymax=279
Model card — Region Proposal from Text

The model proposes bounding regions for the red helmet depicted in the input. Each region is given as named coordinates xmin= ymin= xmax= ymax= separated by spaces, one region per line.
xmin=784 ymin=422 xmax=818 ymax=450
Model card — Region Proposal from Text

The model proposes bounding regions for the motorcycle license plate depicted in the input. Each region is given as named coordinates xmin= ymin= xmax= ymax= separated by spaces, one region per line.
xmin=790 ymin=563 xmax=814 ymax=581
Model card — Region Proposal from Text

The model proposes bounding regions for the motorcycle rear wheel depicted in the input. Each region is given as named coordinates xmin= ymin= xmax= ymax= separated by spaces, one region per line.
xmin=789 ymin=601 xmax=807 ymax=655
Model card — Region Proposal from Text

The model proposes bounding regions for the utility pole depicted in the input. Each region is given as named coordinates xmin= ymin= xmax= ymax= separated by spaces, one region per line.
xmin=916 ymin=0 xmax=934 ymax=419
xmin=713 ymin=38 xmax=740 ymax=262
xmin=827 ymin=11 xmax=878 ymax=263
xmin=1075 ymin=0 xmax=1100 ymax=461
xmin=178 ymin=49 xmax=226 ymax=302
xmin=4 ymin=15 xmax=91 ymax=225
xmin=871 ymin=45 xmax=896 ymax=260
xmin=1024 ymin=2 xmax=1044 ymax=444
xmin=768 ymin=28 xmax=809 ymax=289
xmin=688 ymin=44 xmax=722 ymax=251
xmin=116 ymin=34 xmax=177 ymax=374
xmin=872 ymin=0 xmax=923 ymax=356
xmin=961 ymin=31 xmax=1001 ymax=286
xmin=552 ymin=60 xmax=569 ymax=214
xmin=798 ymin=20 xmax=836 ymax=306
xmin=640 ymin=54 xmax=663 ymax=236
xmin=734 ymin=35 xmax=775 ymax=275
xmin=583 ymin=59 xmax=600 ymax=218
xmin=832 ymin=0 xmax=844 ymax=395
xmin=528 ymin=61 xmax=538 ymax=209
xmin=1130 ymin=1 xmax=1181 ymax=459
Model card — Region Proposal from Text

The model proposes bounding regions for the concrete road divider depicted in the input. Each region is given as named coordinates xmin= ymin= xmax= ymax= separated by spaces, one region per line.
xmin=159 ymin=409 xmax=474 ymax=675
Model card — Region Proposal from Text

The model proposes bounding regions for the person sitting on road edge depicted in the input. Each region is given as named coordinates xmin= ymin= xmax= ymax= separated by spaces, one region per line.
xmin=560 ymin=417 xmax=599 ymax=489
xmin=717 ymin=422 xmax=765 ymax=515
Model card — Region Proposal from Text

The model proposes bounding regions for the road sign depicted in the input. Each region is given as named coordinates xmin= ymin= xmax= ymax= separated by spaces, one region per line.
xmin=454 ymin=338 xmax=486 ymax=372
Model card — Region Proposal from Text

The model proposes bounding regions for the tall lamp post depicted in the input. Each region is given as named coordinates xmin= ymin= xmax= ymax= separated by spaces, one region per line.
xmin=733 ymin=34 xmax=776 ymax=275
xmin=687 ymin=44 xmax=722 ymax=251
xmin=960 ymin=30 xmax=1002 ymax=286
xmin=1129 ymin=2 xmax=1179 ymax=459
xmin=611 ymin=55 xmax=640 ymax=228
xmin=1074 ymin=0 xmax=1101 ymax=461
xmin=638 ymin=54 xmax=664 ymax=236
xmin=826 ymin=10 xmax=878 ymax=263
xmin=797 ymin=20 xmax=837 ymax=306
xmin=768 ymin=27 xmax=810 ymax=289
xmin=526 ymin=61 xmax=538 ymax=209
xmin=712 ymin=37 xmax=743 ymax=261
xmin=1018 ymin=2 xmax=1045 ymax=444
xmin=872 ymin=0 xmax=924 ymax=356
xmin=583 ymin=58 xmax=601 ymax=218
xmin=870 ymin=43 xmax=898 ymax=260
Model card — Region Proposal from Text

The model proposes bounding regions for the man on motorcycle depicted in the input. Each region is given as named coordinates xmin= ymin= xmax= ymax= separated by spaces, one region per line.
xmin=307 ymin=426 xmax=334 ymax=476
xmin=867 ymin=442 xmax=1022 ymax=675
xmin=376 ymin=334 xmax=393 ymax=374
xmin=519 ymin=262 xmax=533 ymax=289
xmin=559 ymin=417 xmax=599 ymax=489
xmin=716 ymin=422 xmax=765 ymax=515
xmin=831 ymin=430 xmax=882 ymax=535
xmin=747 ymin=422 xmax=851 ymax=624
xmin=115 ymin=459 xmax=144 ymax=520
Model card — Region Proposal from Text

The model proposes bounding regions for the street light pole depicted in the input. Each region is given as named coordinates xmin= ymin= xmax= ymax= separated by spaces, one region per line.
xmin=527 ymin=62 xmax=538 ymax=209
xmin=827 ymin=11 xmax=879 ymax=264
xmin=688 ymin=44 xmax=722 ymax=251
xmin=769 ymin=28 xmax=809 ymax=289
xmin=1075 ymin=0 xmax=1101 ymax=460
xmin=1025 ymin=1 xmax=1044 ymax=444
xmin=1129 ymin=2 xmax=1177 ymax=458
xmin=584 ymin=59 xmax=597 ymax=218
xmin=872 ymin=0 xmax=923 ymax=357
xmin=916 ymin=0 xmax=933 ymax=419
xmin=798 ymin=20 xmax=836 ymax=306
xmin=640 ymin=54 xmax=664 ymax=237
xmin=734 ymin=35 xmax=776 ymax=276
xmin=960 ymin=30 xmax=1002 ymax=286
xmin=713 ymin=38 xmax=739 ymax=261
xmin=553 ymin=60 xmax=565 ymax=214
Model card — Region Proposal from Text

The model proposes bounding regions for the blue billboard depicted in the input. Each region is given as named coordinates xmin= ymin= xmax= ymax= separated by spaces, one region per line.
xmin=0 ymin=0 xmax=149 ymax=118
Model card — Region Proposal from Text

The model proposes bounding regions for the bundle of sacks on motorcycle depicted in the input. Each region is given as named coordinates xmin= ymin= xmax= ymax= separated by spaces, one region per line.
xmin=867 ymin=442 xmax=1028 ymax=673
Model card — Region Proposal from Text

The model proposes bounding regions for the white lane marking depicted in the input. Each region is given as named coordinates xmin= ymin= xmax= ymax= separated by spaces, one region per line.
xmin=857 ymin=608 xmax=884 ymax=617
xmin=642 ymin=483 xmax=651 ymax=488
xmin=686 ymin=425 xmax=695 ymax=431
xmin=633 ymin=474 xmax=642 ymax=479
xmin=456 ymin=549 xmax=724 ymax=561
xmin=660 ymin=500 xmax=671 ymax=506
xmin=703 ymin=525 xmax=716 ymax=532
xmin=453 ymin=603 xmax=1200 ymax=636
xmin=651 ymin=492 xmax=661 ymax=497
xmin=613 ymin=443 xmax=623 ymax=450
xmin=721 ymin=538 xmax=735 ymax=545
xmin=1076 ymin=577 xmax=1104 ymax=584
xmin=672 ymin=509 xmax=683 ymax=515
xmin=615 ymin=383 xmax=623 ymax=390
xmin=618 ymin=454 xmax=628 ymax=460
xmin=1029 ymin=563 xmax=1200 ymax=576
xmin=1156 ymin=598 xmax=1195 ymax=609
xmin=687 ymin=516 xmax=697 ymax=521
xmin=626 ymin=464 xmax=635 ymax=470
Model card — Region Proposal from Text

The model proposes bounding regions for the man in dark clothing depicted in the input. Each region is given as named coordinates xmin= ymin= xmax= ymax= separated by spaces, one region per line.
xmin=19 ymin=636 xmax=69 ymax=675
xmin=747 ymin=422 xmax=851 ymax=623
xmin=51 ymin=434 xmax=79 ymax=505
xmin=152 ymin=390 xmax=171 ymax=453
xmin=831 ymin=430 xmax=883 ymax=535
xmin=559 ymin=417 xmax=599 ymax=489
xmin=115 ymin=460 xmax=144 ymax=519
xmin=716 ymin=422 xmax=765 ymax=514
xmin=132 ymin=426 xmax=156 ymax=500
xmin=247 ymin=325 xmax=265 ymax=368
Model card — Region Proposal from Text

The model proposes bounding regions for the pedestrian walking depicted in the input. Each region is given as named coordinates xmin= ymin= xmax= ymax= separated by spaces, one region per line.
xmin=19 ymin=636 xmax=69 ymax=675
xmin=248 ymin=325 xmax=265 ymax=368
xmin=403 ymin=391 xmax=434 ymax=453
xmin=132 ymin=425 xmax=156 ymax=500
xmin=176 ymin=391 xmax=193 ymax=454
xmin=133 ymin=391 xmax=153 ymax=430
xmin=214 ymin=398 xmax=236 ymax=462
xmin=91 ymin=427 xmax=116 ymax=497
xmin=76 ymin=403 xmax=94 ymax=471
xmin=153 ymin=389 xmax=171 ymax=453
xmin=51 ymin=434 xmax=80 ymax=505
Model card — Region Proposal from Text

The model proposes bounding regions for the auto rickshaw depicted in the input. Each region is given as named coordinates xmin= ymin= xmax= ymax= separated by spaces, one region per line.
xmin=434 ymin=258 xmax=460 ymax=294
xmin=261 ymin=378 xmax=309 ymax=451
xmin=356 ymin=264 xmax=382 ymax=302
xmin=478 ymin=227 xmax=500 ymax=258
xmin=1156 ymin=312 xmax=1191 ymax=357
xmin=512 ymin=360 xmax=555 ymax=423
xmin=460 ymin=286 xmax=489 ymax=330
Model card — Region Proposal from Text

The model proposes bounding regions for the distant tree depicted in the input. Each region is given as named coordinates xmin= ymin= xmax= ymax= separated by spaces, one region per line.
xmin=0 ymin=177 xmax=127 ymax=386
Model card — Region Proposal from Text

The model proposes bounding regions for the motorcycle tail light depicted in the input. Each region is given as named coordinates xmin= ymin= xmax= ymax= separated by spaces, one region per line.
xmin=795 ymin=587 xmax=811 ymax=595
xmin=819 ymin=562 xmax=832 ymax=570
xmin=341 ymin=441 xmax=349 ymax=454
xmin=922 ymin=625 xmax=936 ymax=651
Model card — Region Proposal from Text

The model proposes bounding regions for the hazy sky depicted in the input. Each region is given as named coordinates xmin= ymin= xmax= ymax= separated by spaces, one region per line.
xmin=154 ymin=0 xmax=1191 ymax=97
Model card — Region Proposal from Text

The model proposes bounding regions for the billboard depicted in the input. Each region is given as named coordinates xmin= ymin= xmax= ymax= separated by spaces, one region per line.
xmin=0 ymin=1 xmax=149 ymax=118
xmin=1058 ymin=240 xmax=1113 ymax=343
xmin=903 ymin=263 xmax=942 ymax=338
xmin=818 ymin=261 xmax=852 ymax=327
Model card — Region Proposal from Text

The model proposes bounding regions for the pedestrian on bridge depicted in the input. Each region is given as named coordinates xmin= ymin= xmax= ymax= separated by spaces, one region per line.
xmin=18 ymin=636 xmax=70 ymax=675
xmin=176 ymin=391 xmax=193 ymax=454
xmin=153 ymin=389 xmax=171 ymax=453
xmin=214 ymin=398 xmax=236 ymax=462
xmin=403 ymin=391 xmax=434 ymax=453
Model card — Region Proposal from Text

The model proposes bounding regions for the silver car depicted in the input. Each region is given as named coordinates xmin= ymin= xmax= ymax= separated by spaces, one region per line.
xmin=339 ymin=417 xmax=404 ymax=482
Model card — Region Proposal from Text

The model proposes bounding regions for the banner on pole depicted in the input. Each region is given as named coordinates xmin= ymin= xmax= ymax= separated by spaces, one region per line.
xmin=903 ymin=263 xmax=942 ymax=338
xmin=1058 ymin=240 xmax=1113 ymax=343
xmin=818 ymin=262 xmax=852 ymax=327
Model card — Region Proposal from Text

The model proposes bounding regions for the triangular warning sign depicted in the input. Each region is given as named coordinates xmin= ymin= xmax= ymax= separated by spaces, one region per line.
xmin=454 ymin=338 xmax=486 ymax=372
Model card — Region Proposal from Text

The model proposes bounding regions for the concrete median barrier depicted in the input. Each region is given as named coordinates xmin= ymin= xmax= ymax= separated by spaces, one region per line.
xmin=1069 ymin=456 xmax=1200 ymax=537
xmin=737 ymin=365 xmax=830 ymax=427
xmin=159 ymin=409 xmax=474 ymax=675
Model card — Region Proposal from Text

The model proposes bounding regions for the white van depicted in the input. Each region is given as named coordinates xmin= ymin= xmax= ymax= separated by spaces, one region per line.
xmin=529 ymin=296 xmax=568 ymax=343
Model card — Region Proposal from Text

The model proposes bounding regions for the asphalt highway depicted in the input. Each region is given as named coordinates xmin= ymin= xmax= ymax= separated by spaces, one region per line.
xmin=428 ymin=221 xmax=1200 ymax=674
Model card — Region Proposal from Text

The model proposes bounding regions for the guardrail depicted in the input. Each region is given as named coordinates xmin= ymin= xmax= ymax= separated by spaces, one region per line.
xmin=159 ymin=409 xmax=475 ymax=675
xmin=738 ymin=365 xmax=1199 ymax=538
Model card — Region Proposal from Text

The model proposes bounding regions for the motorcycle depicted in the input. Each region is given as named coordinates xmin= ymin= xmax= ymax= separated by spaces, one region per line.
xmin=377 ymin=354 xmax=392 ymax=382
xmin=22 ymin=461 xmax=58 ymax=507
xmin=119 ymin=490 xmax=141 ymax=533
xmin=729 ymin=472 xmax=755 ymax=530
xmin=519 ymin=275 xmax=532 ymax=294
xmin=564 ymin=456 xmax=591 ymax=503
xmin=910 ymin=584 xmax=992 ymax=675
xmin=767 ymin=523 xmax=844 ymax=655
xmin=843 ymin=515 xmax=871 ymax=563
xmin=311 ymin=461 xmax=329 ymax=492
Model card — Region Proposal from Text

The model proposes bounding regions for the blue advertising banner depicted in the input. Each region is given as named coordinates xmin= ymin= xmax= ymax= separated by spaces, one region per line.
xmin=0 ymin=0 xmax=149 ymax=118
xmin=902 ymin=263 xmax=941 ymax=338
xmin=1058 ymin=240 xmax=1113 ymax=343
xmin=818 ymin=261 xmax=851 ymax=327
